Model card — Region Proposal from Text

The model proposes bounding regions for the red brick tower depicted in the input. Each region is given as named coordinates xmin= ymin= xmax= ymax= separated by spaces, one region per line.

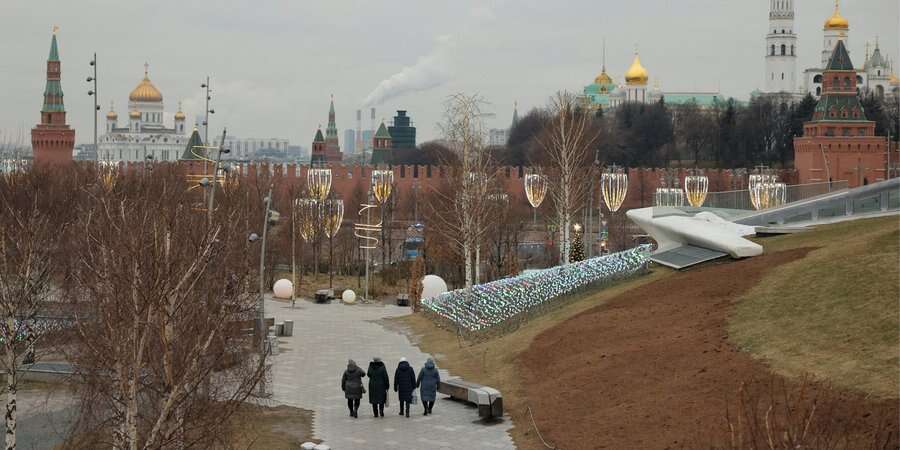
xmin=31 ymin=30 xmax=75 ymax=165
xmin=794 ymin=40 xmax=886 ymax=187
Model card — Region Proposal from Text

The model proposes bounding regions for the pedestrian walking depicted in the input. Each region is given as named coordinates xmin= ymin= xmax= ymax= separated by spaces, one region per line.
xmin=393 ymin=357 xmax=416 ymax=418
xmin=341 ymin=359 xmax=366 ymax=418
xmin=416 ymin=357 xmax=441 ymax=416
xmin=367 ymin=357 xmax=390 ymax=417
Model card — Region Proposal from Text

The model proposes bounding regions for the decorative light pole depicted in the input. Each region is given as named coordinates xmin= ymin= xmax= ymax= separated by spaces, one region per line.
xmin=323 ymin=199 xmax=345 ymax=289
xmin=749 ymin=167 xmax=780 ymax=210
xmin=523 ymin=172 xmax=548 ymax=224
xmin=249 ymin=184 xmax=279 ymax=396
xmin=600 ymin=165 xmax=628 ymax=212
xmin=307 ymin=167 xmax=332 ymax=201
xmin=87 ymin=53 xmax=99 ymax=158
xmin=684 ymin=169 xmax=709 ymax=207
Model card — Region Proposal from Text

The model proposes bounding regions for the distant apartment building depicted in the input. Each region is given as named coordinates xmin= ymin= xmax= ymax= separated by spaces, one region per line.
xmin=214 ymin=136 xmax=291 ymax=160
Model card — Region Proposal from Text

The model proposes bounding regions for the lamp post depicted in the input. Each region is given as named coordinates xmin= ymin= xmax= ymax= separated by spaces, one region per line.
xmin=87 ymin=54 xmax=99 ymax=158
xmin=250 ymin=184 xmax=279 ymax=395
xmin=204 ymin=128 xmax=230 ymax=224
xmin=200 ymin=77 xmax=215 ymax=175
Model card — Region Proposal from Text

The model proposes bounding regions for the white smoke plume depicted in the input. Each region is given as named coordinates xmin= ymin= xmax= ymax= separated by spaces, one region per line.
xmin=362 ymin=1 xmax=503 ymax=107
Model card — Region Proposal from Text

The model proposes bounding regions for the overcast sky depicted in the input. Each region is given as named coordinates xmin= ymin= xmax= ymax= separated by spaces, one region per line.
xmin=0 ymin=0 xmax=897 ymax=146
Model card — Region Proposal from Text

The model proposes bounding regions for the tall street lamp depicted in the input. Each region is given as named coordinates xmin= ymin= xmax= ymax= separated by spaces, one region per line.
xmin=249 ymin=184 xmax=279 ymax=396
xmin=87 ymin=54 xmax=99 ymax=158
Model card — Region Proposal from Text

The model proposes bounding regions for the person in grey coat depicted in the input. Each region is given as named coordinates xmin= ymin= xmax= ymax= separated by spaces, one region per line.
xmin=416 ymin=357 xmax=441 ymax=415
xmin=341 ymin=359 xmax=366 ymax=418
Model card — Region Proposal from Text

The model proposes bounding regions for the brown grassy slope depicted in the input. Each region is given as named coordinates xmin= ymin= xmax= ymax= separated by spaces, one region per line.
xmin=397 ymin=270 xmax=672 ymax=450
xmin=730 ymin=216 xmax=900 ymax=399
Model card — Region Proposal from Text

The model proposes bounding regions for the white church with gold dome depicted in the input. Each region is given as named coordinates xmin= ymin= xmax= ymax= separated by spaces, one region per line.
xmin=762 ymin=0 xmax=898 ymax=103
xmin=98 ymin=64 xmax=188 ymax=162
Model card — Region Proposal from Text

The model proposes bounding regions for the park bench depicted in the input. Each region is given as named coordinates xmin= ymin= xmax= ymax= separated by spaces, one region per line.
xmin=396 ymin=293 xmax=410 ymax=306
xmin=438 ymin=377 xmax=503 ymax=419
xmin=314 ymin=289 xmax=331 ymax=303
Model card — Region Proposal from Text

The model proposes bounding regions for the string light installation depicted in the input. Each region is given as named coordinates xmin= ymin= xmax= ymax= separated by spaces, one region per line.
xmin=771 ymin=182 xmax=787 ymax=208
xmin=354 ymin=202 xmax=382 ymax=301
xmin=371 ymin=169 xmax=394 ymax=205
xmin=601 ymin=167 xmax=628 ymax=212
xmin=749 ymin=173 xmax=780 ymax=210
xmin=307 ymin=168 xmax=332 ymax=201
xmin=294 ymin=198 xmax=319 ymax=241
xmin=322 ymin=199 xmax=344 ymax=288
xmin=421 ymin=245 xmax=650 ymax=333
xmin=684 ymin=173 xmax=709 ymax=207
xmin=524 ymin=172 xmax=548 ymax=223
xmin=322 ymin=199 xmax=344 ymax=239
xmin=98 ymin=160 xmax=118 ymax=191
xmin=654 ymin=188 xmax=685 ymax=207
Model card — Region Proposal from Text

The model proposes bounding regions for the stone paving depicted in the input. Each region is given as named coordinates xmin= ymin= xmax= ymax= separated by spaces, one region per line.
xmin=267 ymin=298 xmax=515 ymax=450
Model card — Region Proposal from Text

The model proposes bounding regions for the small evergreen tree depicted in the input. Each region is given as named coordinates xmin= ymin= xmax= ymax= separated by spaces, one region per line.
xmin=569 ymin=229 xmax=585 ymax=262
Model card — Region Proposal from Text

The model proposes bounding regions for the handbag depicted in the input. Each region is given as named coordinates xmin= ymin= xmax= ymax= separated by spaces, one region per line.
xmin=411 ymin=392 xmax=418 ymax=405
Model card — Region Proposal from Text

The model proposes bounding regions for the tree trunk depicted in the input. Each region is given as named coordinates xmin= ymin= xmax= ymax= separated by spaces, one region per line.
xmin=475 ymin=245 xmax=481 ymax=285
xmin=5 ymin=346 xmax=16 ymax=450
xmin=463 ymin=243 xmax=472 ymax=289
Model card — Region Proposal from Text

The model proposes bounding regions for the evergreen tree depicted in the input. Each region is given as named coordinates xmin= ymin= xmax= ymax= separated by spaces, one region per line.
xmin=569 ymin=228 xmax=585 ymax=262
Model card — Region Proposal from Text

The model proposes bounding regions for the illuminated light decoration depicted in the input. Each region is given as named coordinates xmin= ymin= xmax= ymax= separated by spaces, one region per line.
xmin=98 ymin=160 xmax=119 ymax=191
xmin=654 ymin=188 xmax=685 ymax=207
xmin=421 ymin=245 xmax=651 ymax=332
xmin=307 ymin=168 xmax=332 ymax=201
xmin=770 ymin=182 xmax=787 ymax=208
xmin=684 ymin=175 xmax=709 ymax=207
xmin=601 ymin=169 xmax=628 ymax=212
xmin=749 ymin=174 xmax=780 ymax=210
xmin=523 ymin=173 xmax=548 ymax=209
xmin=371 ymin=169 xmax=394 ymax=205
xmin=294 ymin=198 xmax=319 ymax=241
xmin=354 ymin=203 xmax=382 ymax=250
xmin=322 ymin=199 xmax=344 ymax=238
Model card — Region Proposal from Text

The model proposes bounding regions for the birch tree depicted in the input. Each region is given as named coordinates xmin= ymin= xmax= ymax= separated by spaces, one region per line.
xmin=64 ymin=167 xmax=266 ymax=449
xmin=537 ymin=92 xmax=600 ymax=265
xmin=0 ymin=178 xmax=60 ymax=450
xmin=428 ymin=94 xmax=497 ymax=288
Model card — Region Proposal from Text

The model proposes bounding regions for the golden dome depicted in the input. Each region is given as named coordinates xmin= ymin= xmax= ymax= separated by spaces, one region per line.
xmin=174 ymin=101 xmax=186 ymax=120
xmin=824 ymin=2 xmax=849 ymax=30
xmin=106 ymin=109 xmax=118 ymax=120
xmin=594 ymin=70 xmax=614 ymax=86
xmin=625 ymin=53 xmax=649 ymax=85
xmin=129 ymin=109 xmax=141 ymax=119
xmin=890 ymin=73 xmax=900 ymax=86
xmin=129 ymin=65 xmax=163 ymax=103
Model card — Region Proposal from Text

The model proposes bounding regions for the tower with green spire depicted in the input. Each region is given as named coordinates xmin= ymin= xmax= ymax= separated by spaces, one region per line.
xmin=324 ymin=95 xmax=342 ymax=161
xmin=31 ymin=28 xmax=74 ymax=165
xmin=310 ymin=126 xmax=327 ymax=164
xmin=370 ymin=121 xmax=393 ymax=165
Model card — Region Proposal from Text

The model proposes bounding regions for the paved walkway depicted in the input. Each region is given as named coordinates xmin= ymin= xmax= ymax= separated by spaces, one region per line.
xmin=267 ymin=298 xmax=515 ymax=450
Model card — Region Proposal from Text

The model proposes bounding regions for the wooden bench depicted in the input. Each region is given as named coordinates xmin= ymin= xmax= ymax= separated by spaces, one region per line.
xmin=438 ymin=377 xmax=503 ymax=419
xmin=396 ymin=293 xmax=410 ymax=307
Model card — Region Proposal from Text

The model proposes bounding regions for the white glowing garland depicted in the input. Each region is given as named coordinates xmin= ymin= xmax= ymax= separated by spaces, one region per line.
xmin=422 ymin=245 xmax=651 ymax=332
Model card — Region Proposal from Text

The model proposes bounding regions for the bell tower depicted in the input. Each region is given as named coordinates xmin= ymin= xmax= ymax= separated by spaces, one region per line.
xmin=764 ymin=0 xmax=798 ymax=95
xmin=31 ymin=28 xmax=75 ymax=165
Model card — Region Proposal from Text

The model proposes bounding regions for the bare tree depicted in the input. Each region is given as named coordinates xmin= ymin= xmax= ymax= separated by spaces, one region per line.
xmin=428 ymin=94 xmax=497 ymax=288
xmin=537 ymin=92 xmax=600 ymax=265
xmin=0 ymin=175 xmax=62 ymax=450
xmin=63 ymin=167 xmax=265 ymax=449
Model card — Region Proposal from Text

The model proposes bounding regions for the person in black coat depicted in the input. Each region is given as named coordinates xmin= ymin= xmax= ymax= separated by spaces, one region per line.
xmin=367 ymin=357 xmax=390 ymax=417
xmin=393 ymin=357 xmax=416 ymax=418
xmin=341 ymin=359 xmax=366 ymax=418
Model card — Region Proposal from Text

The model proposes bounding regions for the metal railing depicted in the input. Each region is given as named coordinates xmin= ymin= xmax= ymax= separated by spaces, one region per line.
xmin=703 ymin=181 xmax=849 ymax=211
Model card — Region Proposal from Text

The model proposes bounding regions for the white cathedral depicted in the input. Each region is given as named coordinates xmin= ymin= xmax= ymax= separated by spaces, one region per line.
xmin=98 ymin=64 xmax=189 ymax=162
xmin=760 ymin=0 xmax=898 ymax=104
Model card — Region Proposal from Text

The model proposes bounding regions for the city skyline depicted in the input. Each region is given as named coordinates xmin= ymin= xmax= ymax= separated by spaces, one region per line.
xmin=0 ymin=0 xmax=896 ymax=146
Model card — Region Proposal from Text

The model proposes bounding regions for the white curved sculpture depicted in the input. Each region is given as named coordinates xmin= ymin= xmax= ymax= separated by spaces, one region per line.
xmin=341 ymin=289 xmax=357 ymax=304
xmin=627 ymin=207 xmax=762 ymax=259
xmin=273 ymin=279 xmax=293 ymax=299
xmin=421 ymin=275 xmax=449 ymax=301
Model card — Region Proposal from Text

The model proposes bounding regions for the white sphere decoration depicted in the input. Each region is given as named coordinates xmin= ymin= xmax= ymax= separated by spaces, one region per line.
xmin=421 ymin=275 xmax=449 ymax=300
xmin=341 ymin=289 xmax=357 ymax=304
xmin=272 ymin=279 xmax=293 ymax=299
